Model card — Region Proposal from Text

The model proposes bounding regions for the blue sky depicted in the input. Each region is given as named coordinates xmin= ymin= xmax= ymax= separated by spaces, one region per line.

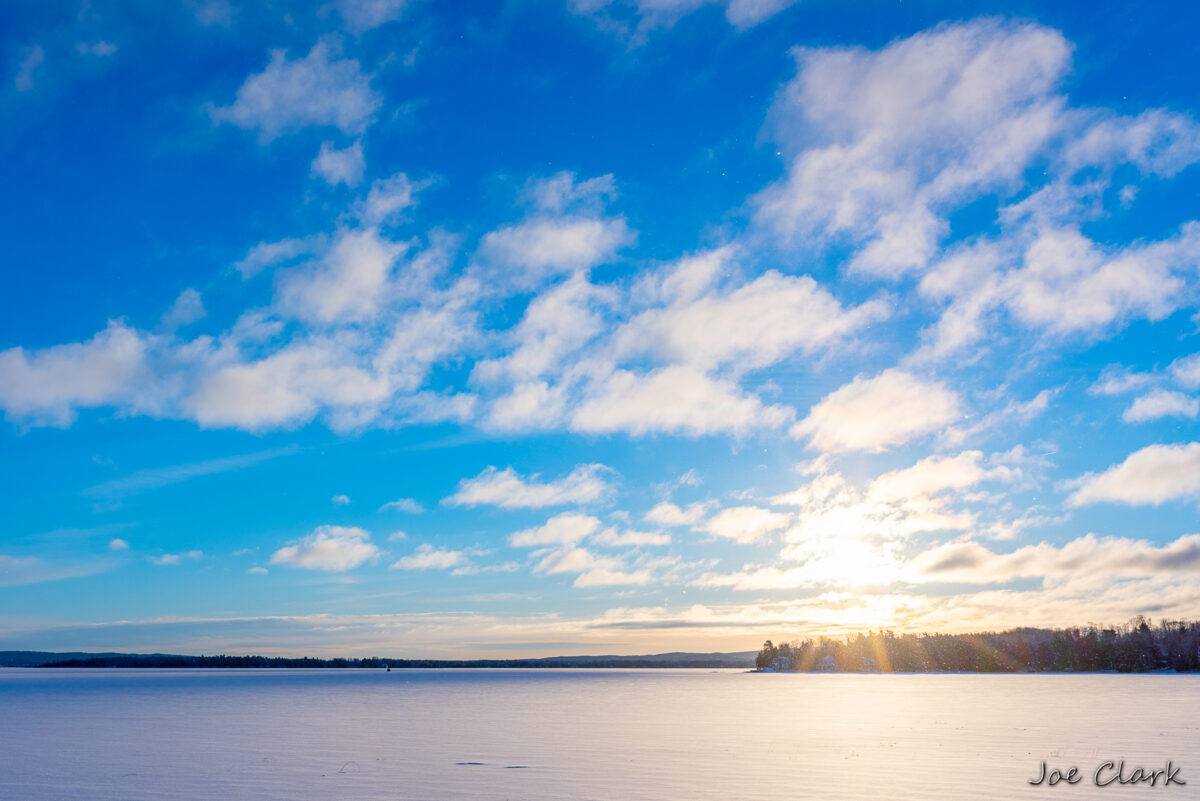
xmin=2 ymin=0 xmax=1200 ymax=657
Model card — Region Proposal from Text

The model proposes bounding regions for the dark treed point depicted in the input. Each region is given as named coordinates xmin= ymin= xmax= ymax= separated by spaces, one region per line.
xmin=755 ymin=617 xmax=1200 ymax=673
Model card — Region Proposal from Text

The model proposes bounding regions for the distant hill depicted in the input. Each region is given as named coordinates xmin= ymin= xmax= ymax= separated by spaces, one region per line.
xmin=1 ymin=650 xmax=757 ymax=669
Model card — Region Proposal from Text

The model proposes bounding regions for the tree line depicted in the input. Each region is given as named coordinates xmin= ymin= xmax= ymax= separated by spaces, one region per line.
xmin=755 ymin=617 xmax=1200 ymax=673
xmin=39 ymin=652 xmax=752 ymax=669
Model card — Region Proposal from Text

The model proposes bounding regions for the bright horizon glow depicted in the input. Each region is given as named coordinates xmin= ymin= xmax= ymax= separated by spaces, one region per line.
xmin=2 ymin=1 xmax=1200 ymax=659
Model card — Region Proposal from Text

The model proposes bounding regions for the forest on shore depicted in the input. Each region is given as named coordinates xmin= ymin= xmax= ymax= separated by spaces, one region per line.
xmin=755 ymin=617 xmax=1200 ymax=673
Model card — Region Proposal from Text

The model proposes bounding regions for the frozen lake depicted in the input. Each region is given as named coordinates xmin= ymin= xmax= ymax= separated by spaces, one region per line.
xmin=2 ymin=668 xmax=1198 ymax=800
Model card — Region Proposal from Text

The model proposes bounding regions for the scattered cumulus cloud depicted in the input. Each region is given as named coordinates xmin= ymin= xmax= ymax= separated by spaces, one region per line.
xmin=235 ymin=238 xmax=317 ymax=279
xmin=645 ymin=501 xmax=713 ymax=527
xmin=1089 ymin=365 xmax=1155 ymax=396
xmin=476 ymin=173 xmax=633 ymax=288
xmin=906 ymin=533 xmax=1200 ymax=585
xmin=0 ymin=322 xmax=151 ymax=428
xmin=338 ymin=0 xmax=409 ymax=32
xmin=757 ymin=20 xmax=1071 ymax=277
xmin=446 ymin=464 xmax=614 ymax=509
xmin=509 ymin=513 xmax=602 ymax=547
xmin=1122 ymin=390 xmax=1199 ymax=423
xmin=613 ymin=250 xmax=890 ymax=372
xmin=212 ymin=39 xmax=381 ymax=142
xmin=592 ymin=528 xmax=671 ymax=547
xmin=792 ymin=369 xmax=960 ymax=452
xmin=149 ymin=550 xmax=203 ymax=566
xmin=1067 ymin=443 xmax=1200 ymax=507
xmin=269 ymin=525 xmax=380 ymax=571
xmin=869 ymin=451 xmax=1011 ymax=502
xmin=701 ymin=506 xmax=790 ymax=544
xmin=379 ymin=497 xmax=423 ymax=513
xmin=311 ymin=140 xmax=365 ymax=187
xmin=571 ymin=366 xmax=792 ymax=437
xmin=161 ymin=289 xmax=206 ymax=330
xmin=1172 ymin=354 xmax=1200 ymax=389
xmin=391 ymin=544 xmax=464 ymax=570
xmin=569 ymin=0 xmax=797 ymax=36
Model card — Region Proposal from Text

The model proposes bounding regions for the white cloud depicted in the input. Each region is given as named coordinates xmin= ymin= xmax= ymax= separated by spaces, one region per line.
xmin=276 ymin=228 xmax=405 ymax=324
xmin=571 ymin=366 xmax=792 ymax=437
xmin=247 ymin=566 xmax=268 ymax=575
xmin=149 ymin=550 xmax=203 ymax=566
xmin=1063 ymin=109 xmax=1200 ymax=178
xmin=472 ymin=276 xmax=611 ymax=432
xmin=570 ymin=0 xmax=797 ymax=33
xmin=614 ymin=258 xmax=890 ymax=371
xmin=338 ymin=0 xmax=409 ymax=32
xmin=591 ymin=527 xmax=671 ymax=547
xmin=331 ymin=494 xmax=351 ymax=505
xmin=1171 ymin=354 xmax=1200 ymax=390
xmin=869 ymin=451 xmax=1002 ymax=502
xmin=161 ymin=288 xmax=206 ymax=330
xmin=311 ymin=140 xmax=365 ymax=187
xmin=573 ymin=564 xmax=655 ymax=587
xmin=915 ymin=221 xmax=1200 ymax=363
xmin=1089 ymin=364 xmax=1155 ymax=396
xmin=235 ymin=238 xmax=316 ymax=279
xmin=212 ymin=40 xmax=381 ymax=141
xmin=476 ymin=174 xmax=631 ymax=288
xmin=701 ymin=506 xmax=790 ymax=544
xmin=523 ymin=171 xmax=617 ymax=215
xmin=756 ymin=20 xmax=1070 ymax=277
xmin=108 ymin=538 xmax=129 ymax=551
xmin=356 ymin=173 xmax=423 ymax=225
xmin=1123 ymin=389 xmax=1199 ymax=423
xmin=905 ymin=533 xmax=1200 ymax=585
xmin=1068 ymin=442 xmax=1200 ymax=507
xmin=509 ymin=513 xmax=602 ymax=547
xmin=14 ymin=46 xmax=43 ymax=92
xmin=390 ymin=544 xmax=464 ymax=571
xmin=1004 ymin=224 xmax=1198 ymax=336
xmin=379 ymin=497 xmax=423 ymax=513
xmin=446 ymin=464 xmax=614 ymax=509
xmin=644 ymin=501 xmax=712 ymax=526
xmin=0 ymin=322 xmax=152 ymax=427
xmin=185 ymin=340 xmax=391 ymax=431
xmin=268 ymin=525 xmax=379 ymax=571
xmin=478 ymin=217 xmax=631 ymax=286
xmin=529 ymin=545 xmax=653 ymax=587
xmin=792 ymin=369 xmax=960 ymax=452
xmin=482 ymin=380 xmax=570 ymax=432
xmin=473 ymin=275 xmax=611 ymax=388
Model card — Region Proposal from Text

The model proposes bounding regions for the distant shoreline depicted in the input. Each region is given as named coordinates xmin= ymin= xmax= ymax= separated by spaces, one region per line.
xmin=0 ymin=650 xmax=756 ymax=670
